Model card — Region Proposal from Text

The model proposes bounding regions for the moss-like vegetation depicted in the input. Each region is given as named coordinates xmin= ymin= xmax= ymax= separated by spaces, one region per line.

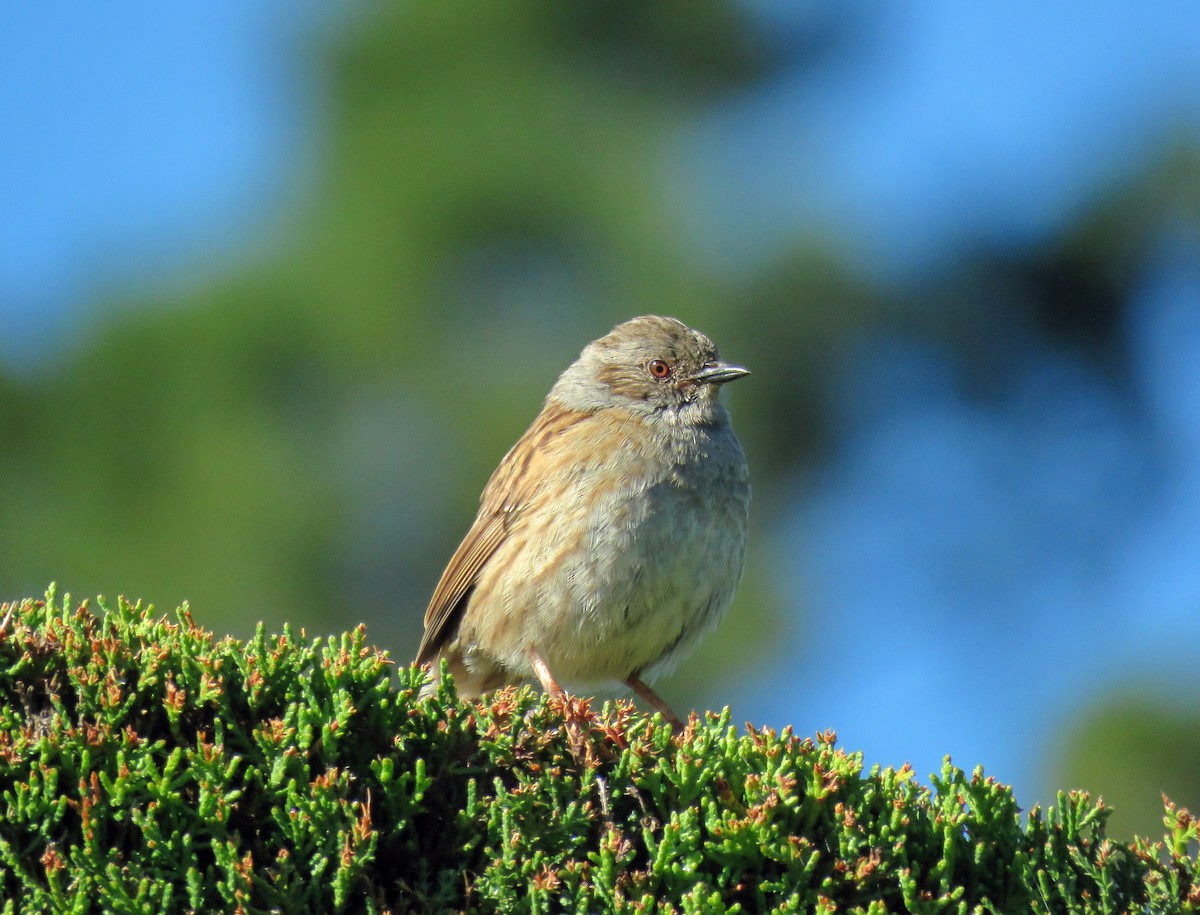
xmin=0 ymin=589 xmax=1196 ymax=913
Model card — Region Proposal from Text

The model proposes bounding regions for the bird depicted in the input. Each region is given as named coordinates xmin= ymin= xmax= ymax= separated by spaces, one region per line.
xmin=414 ymin=315 xmax=750 ymax=728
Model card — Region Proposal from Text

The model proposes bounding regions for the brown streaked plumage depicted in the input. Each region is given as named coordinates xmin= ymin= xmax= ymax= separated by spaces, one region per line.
xmin=415 ymin=315 xmax=750 ymax=728
xmin=415 ymin=406 xmax=591 ymax=667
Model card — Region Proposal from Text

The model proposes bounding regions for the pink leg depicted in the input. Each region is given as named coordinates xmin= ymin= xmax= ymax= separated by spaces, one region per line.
xmin=528 ymin=650 xmax=565 ymax=699
xmin=625 ymin=675 xmax=686 ymax=732
xmin=528 ymin=650 xmax=592 ymax=751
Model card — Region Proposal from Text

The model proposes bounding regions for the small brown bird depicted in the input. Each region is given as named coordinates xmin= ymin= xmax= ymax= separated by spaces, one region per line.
xmin=415 ymin=315 xmax=750 ymax=727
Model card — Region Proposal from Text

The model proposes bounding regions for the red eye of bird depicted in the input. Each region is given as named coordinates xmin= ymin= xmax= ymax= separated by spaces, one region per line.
xmin=648 ymin=359 xmax=672 ymax=379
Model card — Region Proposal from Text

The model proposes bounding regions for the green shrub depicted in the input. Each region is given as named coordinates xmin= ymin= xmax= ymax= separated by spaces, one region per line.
xmin=0 ymin=589 xmax=1195 ymax=913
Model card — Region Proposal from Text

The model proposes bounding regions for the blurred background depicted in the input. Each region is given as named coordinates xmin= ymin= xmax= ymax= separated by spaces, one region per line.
xmin=3 ymin=1 xmax=1199 ymax=838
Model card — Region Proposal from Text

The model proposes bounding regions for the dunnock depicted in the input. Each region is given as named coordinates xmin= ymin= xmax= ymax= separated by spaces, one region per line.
xmin=415 ymin=315 xmax=750 ymax=727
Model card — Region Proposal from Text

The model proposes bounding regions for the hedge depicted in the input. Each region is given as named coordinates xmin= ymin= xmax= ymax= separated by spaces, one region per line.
xmin=0 ymin=589 xmax=1195 ymax=913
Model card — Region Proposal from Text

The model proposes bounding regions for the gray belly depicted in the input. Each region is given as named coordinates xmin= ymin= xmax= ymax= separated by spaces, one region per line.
xmin=459 ymin=420 xmax=750 ymax=688
xmin=543 ymin=448 xmax=749 ymax=682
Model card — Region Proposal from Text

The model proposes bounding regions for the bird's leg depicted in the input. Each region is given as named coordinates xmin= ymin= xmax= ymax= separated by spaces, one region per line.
xmin=624 ymin=675 xmax=686 ymax=733
xmin=527 ymin=649 xmax=566 ymax=699
xmin=528 ymin=649 xmax=600 ymax=758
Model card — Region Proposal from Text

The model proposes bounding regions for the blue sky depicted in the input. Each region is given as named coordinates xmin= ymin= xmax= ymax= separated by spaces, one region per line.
xmin=750 ymin=250 xmax=1200 ymax=802
xmin=691 ymin=2 xmax=1200 ymax=279
xmin=0 ymin=2 xmax=325 ymax=362
xmin=5 ymin=2 xmax=1197 ymax=341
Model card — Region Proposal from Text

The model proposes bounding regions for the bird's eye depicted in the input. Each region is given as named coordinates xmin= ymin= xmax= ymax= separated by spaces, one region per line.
xmin=648 ymin=359 xmax=672 ymax=379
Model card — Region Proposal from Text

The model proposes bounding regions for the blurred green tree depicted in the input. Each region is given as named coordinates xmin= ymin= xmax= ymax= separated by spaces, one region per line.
xmin=1047 ymin=692 xmax=1200 ymax=841
xmin=0 ymin=0 xmax=849 ymax=682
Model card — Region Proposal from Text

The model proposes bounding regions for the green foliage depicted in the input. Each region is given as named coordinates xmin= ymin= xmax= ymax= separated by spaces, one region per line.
xmin=0 ymin=589 xmax=1196 ymax=914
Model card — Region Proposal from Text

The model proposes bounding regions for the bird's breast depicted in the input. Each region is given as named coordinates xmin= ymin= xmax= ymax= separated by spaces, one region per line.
xmin=467 ymin=416 xmax=749 ymax=683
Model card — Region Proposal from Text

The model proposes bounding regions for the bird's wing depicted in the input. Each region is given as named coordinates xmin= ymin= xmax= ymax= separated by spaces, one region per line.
xmin=415 ymin=405 xmax=591 ymax=665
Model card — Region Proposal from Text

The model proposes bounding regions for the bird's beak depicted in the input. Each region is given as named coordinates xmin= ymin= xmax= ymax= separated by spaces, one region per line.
xmin=690 ymin=361 xmax=751 ymax=385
